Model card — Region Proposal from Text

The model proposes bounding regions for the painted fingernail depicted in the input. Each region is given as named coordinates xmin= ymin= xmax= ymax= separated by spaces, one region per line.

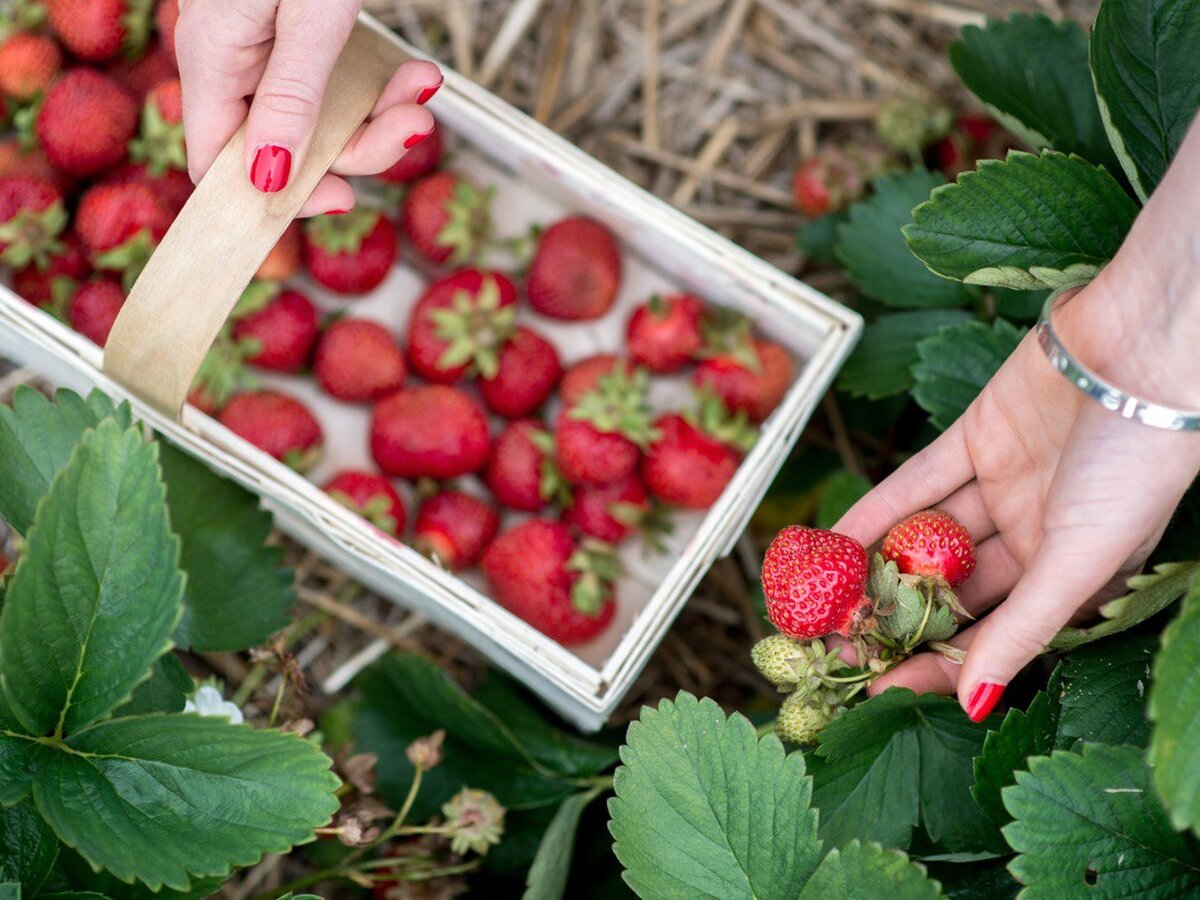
xmin=250 ymin=144 xmax=292 ymax=193
xmin=416 ymin=77 xmax=443 ymax=105
xmin=327 ymin=208 xmax=351 ymax=215
xmin=965 ymin=681 xmax=1005 ymax=722
xmin=404 ymin=129 xmax=434 ymax=149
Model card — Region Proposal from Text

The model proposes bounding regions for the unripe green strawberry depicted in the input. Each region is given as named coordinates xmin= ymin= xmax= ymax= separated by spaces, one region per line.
xmin=775 ymin=693 xmax=831 ymax=746
xmin=751 ymin=634 xmax=806 ymax=687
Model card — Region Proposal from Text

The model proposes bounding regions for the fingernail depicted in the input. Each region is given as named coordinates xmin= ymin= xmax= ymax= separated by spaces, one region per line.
xmin=965 ymin=681 xmax=1005 ymax=722
xmin=250 ymin=144 xmax=292 ymax=193
xmin=404 ymin=129 xmax=434 ymax=149
xmin=416 ymin=77 xmax=443 ymax=105
xmin=327 ymin=208 xmax=351 ymax=215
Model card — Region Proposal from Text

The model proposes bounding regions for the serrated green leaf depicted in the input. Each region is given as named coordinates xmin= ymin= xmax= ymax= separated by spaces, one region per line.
xmin=903 ymin=151 xmax=1139 ymax=289
xmin=31 ymin=715 xmax=339 ymax=892
xmin=836 ymin=170 xmax=977 ymax=308
xmin=911 ymin=319 xmax=1025 ymax=431
xmin=1051 ymin=561 xmax=1199 ymax=650
xmin=972 ymin=685 xmax=1060 ymax=831
xmin=1148 ymin=570 xmax=1200 ymax=837
xmin=1091 ymin=0 xmax=1200 ymax=201
xmin=523 ymin=788 xmax=601 ymax=900
xmin=608 ymin=692 xmax=821 ymax=900
xmin=112 ymin=653 xmax=193 ymax=717
xmin=1058 ymin=634 xmax=1155 ymax=749
xmin=839 ymin=309 xmax=974 ymax=399
xmin=159 ymin=442 xmax=294 ymax=652
xmin=809 ymin=688 xmax=998 ymax=852
xmin=0 ymin=421 xmax=183 ymax=737
xmin=0 ymin=388 xmax=130 ymax=536
xmin=949 ymin=14 xmax=1120 ymax=173
xmin=797 ymin=840 xmax=940 ymax=899
xmin=816 ymin=471 xmax=872 ymax=529
xmin=1002 ymin=744 xmax=1200 ymax=897
xmin=0 ymin=798 xmax=57 ymax=894
xmin=0 ymin=885 xmax=17 ymax=900
xmin=796 ymin=212 xmax=844 ymax=265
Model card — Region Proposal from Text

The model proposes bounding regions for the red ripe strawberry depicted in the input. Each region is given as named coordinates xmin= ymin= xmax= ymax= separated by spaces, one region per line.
xmin=107 ymin=40 xmax=175 ymax=100
xmin=0 ymin=32 xmax=62 ymax=101
xmin=76 ymin=181 xmax=170 ymax=285
xmin=324 ymin=470 xmax=406 ymax=537
xmin=0 ymin=138 xmax=61 ymax=187
xmin=37 ymin=68 xmax=139 ymax=176
xmin=128 ymin=77 xmax=184 ymax=175
xmin=154 ymin=0 xmax=179 ymax=64
xmin=303 ymin=208 xmax=397 ymax=295
xmin=483 ymin=520 xmax=618 ymax=645
xmin=761 ymin=526 xmax=872 ymax=640
xmin=68 ymin=277 xmax=124 ymax=346
xmin=791 ymin=146 xmax=881 ymax=217
xmin=378 ymin=120 xmax=444 ymax=183
xmin=370 ymin=385 xmax=490 ymax=479
xmin=12 ymin=229 xmax=90 ymax=314
xmin=555 ymin=366 xmax=657 ymax=486
xmin=218 ymin=390 xmax=323 ymax=471
xmin=527 ymin=216 xmax=621 ymax=321
xmin=400 ymin=171 xmax=492 ymax=266
xmin=0 ymin=174 xmax=66 ymax=269
xmin=641 ymin=413 xmax=740 ymax=509
xmin=626 ymin=293 xmax=704 ymax=372
xmin=559 ymin=354 xmax=633 ymax=407
xmin=694 ymin=338 xmax=792 ymax=422
xmin=484 ymin=419 xmax=565 ymax=512
xmin=256 ymin=221 xmax=302 ymax=282
xmin=231 ymin=285 xmax=319 ymax=373
xmin=413 ymin=490 xmax=500 ymax=570
xmin=105 ymin=161 xmax=192 ymax=218
xmin=406 ymin=269 xmax=517 ymax=383
xmin=562 ymin=475 xmax=650 ymax=544
xmin=313 ymin=318 xmax=407 ymax=403
xmin=791 ymin=157 xmax=834 ymax=217
xmin=881 ymin=509 xmax=976 ymax=587
xmin=46 ymin=0 xmax=152 ymax=61
xmin=479 ymin=326 xmax=562 ymax=418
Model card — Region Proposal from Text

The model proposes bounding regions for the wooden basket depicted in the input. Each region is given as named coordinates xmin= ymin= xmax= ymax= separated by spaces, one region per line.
xmin=0 ymin=14 xmax=860 ymax=731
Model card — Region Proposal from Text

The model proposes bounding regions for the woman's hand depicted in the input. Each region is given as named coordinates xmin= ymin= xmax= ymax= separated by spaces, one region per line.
xmin=174 ymin=0 xmax=442 ymax=216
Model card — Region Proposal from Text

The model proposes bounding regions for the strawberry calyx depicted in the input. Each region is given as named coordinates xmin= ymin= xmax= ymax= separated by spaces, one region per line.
xmin=436 ymin=179 xmax=494 ymax=267
xmin=128 ymin=93 xmax=186 ymax=176
xmin=0 ymin=197 xmax=66 ymax=269
xmin=867 ymin=553 xmax=963 ymax=652
xmin=567 ymin=365 xmax=660 ymax=448
xmin=696 ymin=307 xmax=760 ymax=372
xmin=92 ymin=228 xmax=157 ymax=291
xmin=428 ymin=275 xmax=517 ymax=379
xmin=610 ymin=496 xmax=673 ymax=555
xmin=306 ymin=207 xmax=382 ymax=255
xmin=282 ymin=443 xmax=322 ymax=474
xmin=39 ymin=274 xmax=77 ymax=321
xmin=232 ymin=280 xmax=281 ymax=319
xmin=121 ymin=0 xmax=155 ymax=59
xmin=329 ymin=490 xmax=400 ymax=536
xmin=528 ymin=427 xmax=571 ymax=506
xmin=566 ymin=537 xmax=622 ymax=616
xmin=687 ymin=386 xmax=758 ymax=453
xmin=191 ymin=327 xmax=261 ymax=412
xmin=0 ymin=1 xmax=47 ymax=39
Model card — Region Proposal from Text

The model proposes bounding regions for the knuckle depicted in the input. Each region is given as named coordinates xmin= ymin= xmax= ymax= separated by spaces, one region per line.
xmin=255 ymin=75 xmax=322 ymax=122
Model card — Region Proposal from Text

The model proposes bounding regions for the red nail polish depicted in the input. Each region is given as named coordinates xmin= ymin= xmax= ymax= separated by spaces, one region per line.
xmin=404 ymin=129 xmax=434 ymax=149
xmin=416 ymin=78 xmax=443 ymax=105
xmin=327 ymin=208 xmax=350 ymax=215
xmin=966 ymin=682 xmax=1005 ymax=722
xmin=250 ymin=144 xmax=292 ymax=193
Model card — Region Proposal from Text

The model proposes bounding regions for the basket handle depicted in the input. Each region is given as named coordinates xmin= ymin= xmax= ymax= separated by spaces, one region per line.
xmin=103 ymin=19 xmax=404 ymax=419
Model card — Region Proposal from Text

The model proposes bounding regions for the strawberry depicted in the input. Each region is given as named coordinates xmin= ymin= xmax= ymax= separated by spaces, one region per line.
xmin=562 ymin=475 xmax=652 ymax=544
xmin=399 ymin=171 xmax=492 ymax=266
xmin=378 ymin=120 xmax=444 ymax=183
xmin=413 ymin=490 xmax=500 ymax=570
xmin=218 ymin=390 xmax=323 ymax=471
xmin=482 ymin=520 xmax=618 ymax=645
xmin=68 ymin=277 xmax=124 ymax=346
xmin=230 ymin=284 xmax=319 ymax=373
xmin=484 ymin=419 xmax=565 ymax=512
xmin=189 ymin=327 xmax=260 ymax=415
xmin=12 ymin=228 xmax=89 ymax=314
xmin=107 ymin=40 xmax=175 ymax=99
xmin=406 ymin=269 xmax=517 ymax=383
xmin=626 ymin=293 xmax=704 ymax=373
xmin=75 ymin=180 xmax=170 ymax=286
xmin=640 ymin=413 xmax=739 ymax=509
xmin=128 ymin=77 xmax=184 ymax=174
xmin=762 ymin=526 xmax=873 ymax=640
xmin=105 ymin=160 xmax=192 ymax=218
xmin=36 ymin=68 xmax=139 ymax=176
xmin=0 ymin=138 xmax=61 ymax=187
xmin=791 ymin=146 xmax=885 ymax=217
xmin=313 ymin=318 xmax=407 ymax=403
xmin=324 ymin=470 xmax=406 ymax=537
xmin=303 ymin=208 xmax=397 ymax=295
xmin=256 ymin=221 xmax=302 ymax=282
xmin=555 ymin=365 xmax=657 ymax=486
xmin=694 ymin=338 xmax=792 ymax=422
xmin=479 ymin=326 xmax=562 ymax=418
xmin=526 ymin=216 xmax=621 ymax=320
xmin=0 ymin=32 xmax=62 ymax=101
xmin=0 ymin=174 xmax=66 ymax=269
xmin=371 ymin=385 xmax=490 ymax=479
xmin=881 ymin=509 xmax=976 ymax=587
xmin=154 ymin=0 xmax=178 ymax=64
xmin=46 ymin=0 xmax=152 ymax=61
xmin=559 ymin=354 xmax=633 ymax=407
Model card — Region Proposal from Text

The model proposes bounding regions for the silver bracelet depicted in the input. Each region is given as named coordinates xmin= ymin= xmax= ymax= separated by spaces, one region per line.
xmin=1036 ymin=288 xmax=1200 ymax=431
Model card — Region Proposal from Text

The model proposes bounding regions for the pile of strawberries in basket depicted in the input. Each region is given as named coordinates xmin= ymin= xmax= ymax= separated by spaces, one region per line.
xmin=0 ymin=0 xmax=797 ymax=647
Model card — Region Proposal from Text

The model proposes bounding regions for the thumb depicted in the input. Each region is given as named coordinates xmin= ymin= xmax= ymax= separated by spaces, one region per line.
xmin=244 ymin=0 xmax=360 ymax=193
